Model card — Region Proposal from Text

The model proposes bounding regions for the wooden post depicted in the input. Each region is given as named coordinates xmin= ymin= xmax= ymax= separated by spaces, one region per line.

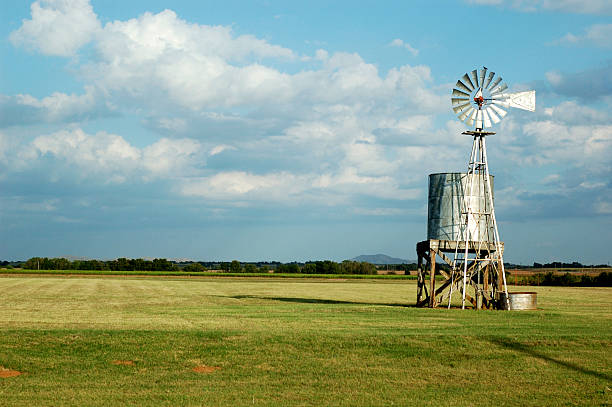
xmin=417 ymin=252 xmax=423 ymax=304
xmin=497 ymin=259 xmax=503 ymax=291
xmin=429 ymin=249 xmax=436 ymax=308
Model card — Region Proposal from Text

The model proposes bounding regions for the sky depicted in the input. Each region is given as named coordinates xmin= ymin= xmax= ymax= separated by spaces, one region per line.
xmin=0 ymin=0 xmax=611 ymax=264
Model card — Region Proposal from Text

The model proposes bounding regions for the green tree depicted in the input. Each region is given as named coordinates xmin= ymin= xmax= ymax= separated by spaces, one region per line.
xmin=243 ymin=263 xmax=257 ymax=273
xmin=230 ymin=260 xmax=242 ymax=273
xmin=316 ymin=260 xmax=340 ymax=274
xmin=183 ymin=263 xmax=207 ymax=272
xmin=277 ymin=263 xmax=300 ymax=273
xmin=302 ymin=263 xmax=316 ymax=274
xmin=23 ymin=257 xmax=43 ymax=270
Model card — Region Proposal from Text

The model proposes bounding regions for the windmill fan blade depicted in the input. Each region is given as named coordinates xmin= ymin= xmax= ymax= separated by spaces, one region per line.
xmin=506 ymin=90 xmax=536 ymax=111
xmin=462 ymin=73 xmax=474 ymax=90
xmin=491 ymin=83 xmax=508 ymax=95
xmin=486 ymin=107 xmax=501 ymax=124
xmin=451 ymin=97 xmax=469 ymax=105
xmin=467 ymin=109 xmax=478 ymax=126
xmin=458 ymin=106 xmax=474 ymax=121
xmin=475 ymin=109 xmax=483 ymax=128
xmin=452 ymin=89 xmax=470 ymax=98
xmin=482 ymin=109 xmax=492 ymax=128
xmin=488 ymin=76 xmax=502 ymax=90
xmin=479 ymin=68 xmax=487 ymax=88
xmin=453 ymin=102 xmax=471 ymax=113
xmin=489 ymin=103 xmax=507 ymax=118
xmin=455 ymin=80 xmax=472 ymax=93
xmin=483 ymin=71 xmax=494 ymax=89
xmin=471 ymin=70 xmax=479 ymax=88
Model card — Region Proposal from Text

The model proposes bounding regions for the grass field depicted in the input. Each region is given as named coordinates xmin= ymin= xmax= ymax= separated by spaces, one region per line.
xmin=0 ymin=275 xmax=610 ymax=406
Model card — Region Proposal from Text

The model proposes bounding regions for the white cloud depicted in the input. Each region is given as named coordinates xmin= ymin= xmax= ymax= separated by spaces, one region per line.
xmin=86 ymin=9 xmax=296 ymax=110
xmin=352 ymin=207 xmax=406 ymax=216
xmin=466 ymin=0 xmax=612 ymax=14
xmin=539 ymin=0 xmax=612 ymax=14
xmin=10 ymin=0 xmax=101 ymax=56
xmin=545 ymin=71 xmax=563 ymax=86
xmin=542 ymin=101 xmax=609 ymax=125
xmin=521 ymin=121 xmax=612 ymax=165
xmin=558 ymin=24 xmax=612 ymax=48
xmin=75 ymin=8 xmax=442 ymax=113
xmin=0 ymin=87 xmax=113 ymax=127
xmin=142 ymin=138 xmax=202 ymax=175
xmin=544 ymin=64 xmax=612 ymax=101
xmin=389 ymin=38 xmax=419 ymax=56
xmin=180 ymin=171 xmax=306 ymax=201
xmin=30 ymin=128 xmax=140 ymax=182
xmin=209 ymin=145 xmax=236 ymax=156
xmin=595 ymin=200 xmax=612 ymax=214
xmin=179 ymin=168 xmax=419 ymax=204
xmin=0 ymin=197 xmax=59 ymax=215
xmin=25 ymin=128 xmax=204 ymax=182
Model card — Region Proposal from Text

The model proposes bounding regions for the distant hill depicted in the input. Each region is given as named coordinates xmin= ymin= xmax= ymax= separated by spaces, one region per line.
xmin=351 ymin=254 xmax=414 ymax=265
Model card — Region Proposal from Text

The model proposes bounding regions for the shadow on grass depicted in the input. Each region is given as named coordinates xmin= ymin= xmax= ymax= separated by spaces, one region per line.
xmin=488 ymin=337 xmax=611 ymax=381
xmin=226 ymin=294 xmax=415 ymax=308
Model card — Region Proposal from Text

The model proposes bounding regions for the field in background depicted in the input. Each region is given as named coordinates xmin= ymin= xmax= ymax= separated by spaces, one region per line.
xmin=0 ymin=276 xmax=610 ymax=406
xmin=507 ymin=267 xmax=611 ymax=275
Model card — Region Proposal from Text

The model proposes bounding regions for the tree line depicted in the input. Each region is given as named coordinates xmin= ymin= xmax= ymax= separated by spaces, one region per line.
xmin=219 ymin=260 xmax=377 ymax=274
xmin=502 ymin=261 xmax=611 ymax=269
xmin=22 ymin=257 xmax=178 ymax=271
xmin=531 ymin=261 xmax=610 ymax=269
xmin=513 ymin=271 xmax=612 ymax=287
xmin=19 ymin=257 xmax=378 ymax=274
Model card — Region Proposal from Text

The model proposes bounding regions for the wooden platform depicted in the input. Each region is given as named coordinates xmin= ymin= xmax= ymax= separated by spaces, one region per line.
xmin=417 ymin=239 xmax=503 ymax=254
xmin=416 ymin=239 xmax=505 ymax=309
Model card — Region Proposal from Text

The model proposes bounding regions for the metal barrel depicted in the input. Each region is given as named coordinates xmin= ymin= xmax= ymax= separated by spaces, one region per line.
xmin=427 ymin=172 xmax=495 ymax=243
xmin=497 ymin=292 xmax=538 ymax=310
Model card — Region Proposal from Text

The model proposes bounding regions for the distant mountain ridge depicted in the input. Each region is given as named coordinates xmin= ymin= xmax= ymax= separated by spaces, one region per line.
xmin=351 ymin=254 xmax=414 ymax=265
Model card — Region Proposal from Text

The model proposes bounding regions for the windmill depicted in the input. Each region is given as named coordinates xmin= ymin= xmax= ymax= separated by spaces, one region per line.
xmin=416 ymin=66 xmax=535 ymax=309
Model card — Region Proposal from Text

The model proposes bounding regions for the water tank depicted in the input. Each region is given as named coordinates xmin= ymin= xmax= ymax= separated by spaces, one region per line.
xmin=427 ymin=172 xmax=495 ymax=243
xmin=497 ymin=292 xmax=537 ymax=310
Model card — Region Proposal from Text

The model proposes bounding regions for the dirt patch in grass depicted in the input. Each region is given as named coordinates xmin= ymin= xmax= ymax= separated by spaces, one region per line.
xmin=0 ymin=367 xmax=22 ymax=378
xmin=111 ymin=360 xmax=135 ymax=366
xmin=192 ymin=365 xmax=220 ymax=373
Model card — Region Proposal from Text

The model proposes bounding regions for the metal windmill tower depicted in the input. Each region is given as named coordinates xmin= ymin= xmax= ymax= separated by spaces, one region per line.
xmin=416 ymin=66 xmax=535 ymax=309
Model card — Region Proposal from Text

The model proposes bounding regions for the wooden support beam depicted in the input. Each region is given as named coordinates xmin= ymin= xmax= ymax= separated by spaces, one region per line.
xmin=497 ymin=259 xmax=503 ymax=291
xmin=416 ymin=252 xmax=423 ymax=304
xmin=434 ymin=277 xmax=453 ymax=297
xmin=429 ymin=249 xmax=436 ymax=308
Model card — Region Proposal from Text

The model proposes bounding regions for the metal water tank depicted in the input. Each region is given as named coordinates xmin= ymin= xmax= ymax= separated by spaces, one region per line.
xmin=497 ymin=292 xmax=537 ymax=310
xmin=427 ymin=172 xmax=495 ymax=242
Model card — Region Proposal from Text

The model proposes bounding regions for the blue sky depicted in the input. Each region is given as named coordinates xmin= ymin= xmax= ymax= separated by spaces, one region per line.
xmin=1 ymin=0 xmax=611 ymax=264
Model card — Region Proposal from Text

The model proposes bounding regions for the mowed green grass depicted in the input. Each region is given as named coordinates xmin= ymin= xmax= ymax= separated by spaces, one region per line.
xmin=0 ymin=276 xmax=610 ymax=406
